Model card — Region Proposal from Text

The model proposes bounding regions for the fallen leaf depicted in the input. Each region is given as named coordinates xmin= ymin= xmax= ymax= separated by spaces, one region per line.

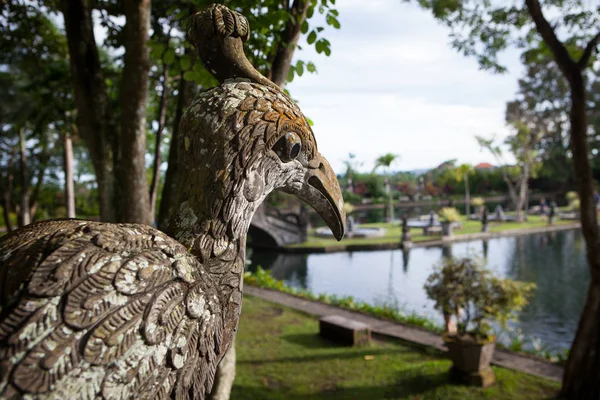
xmin=364 ymin=355 xmax=375 ymax=360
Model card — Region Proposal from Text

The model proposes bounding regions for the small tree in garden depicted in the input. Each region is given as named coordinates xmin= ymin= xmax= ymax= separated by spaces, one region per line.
xmin=424 ymin=256 xmax=535 ymax=387
xmin=567 ymin=191 xmax=580 ymax=214
xmin=437 ymin=207 xmax=461 ymax=237
xmin=424 ymin=256 xmax=536 ymax=341
xmin=438 ymin=207 xmax=461 ymax=222
xmin=373 ymin=153 xmax=400 ymax=222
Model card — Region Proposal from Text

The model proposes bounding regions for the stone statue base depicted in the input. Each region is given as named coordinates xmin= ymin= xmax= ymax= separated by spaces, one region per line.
xmin=448 ymin=365 xmax=495 ymax=388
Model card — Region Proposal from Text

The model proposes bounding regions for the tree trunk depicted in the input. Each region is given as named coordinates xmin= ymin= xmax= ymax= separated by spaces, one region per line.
xmin=523 ymin=2 xmax=600 ymax=395
xmin=464 ymin=173 xmax=470 ymax=217
xmin=149 ymin=64 xmax=169 ymax=222
xmin=501 ymin=172 xmax=518 ymax=211
xmin=269 ymin=0 xmax=311 ymax=87
xmin=1 ymin=151 xmax=16 ymax=232
xmin=61 ymin=0 xmax=117 ymax=222
xmin=560 ymin=73 xmax=600 ymax=400
xmin=64 ymin=131 xmax=76 ymax=218
xmin=208 ymin=341 xmax=236 ymax=400
xmin=515 ymin=165 xmax=529 ymax=223
xmin=18 ymin=128 xmax=30 ymax=227
xmin=1 ymin=198 xmax=12 ymax=233
xmin=28 ymin=160 xmax=47 ymax=221
xmin=118 ymin=0 xmax=152 ymax=225
xmin=157 ymin=77 xmax=194 ymax=230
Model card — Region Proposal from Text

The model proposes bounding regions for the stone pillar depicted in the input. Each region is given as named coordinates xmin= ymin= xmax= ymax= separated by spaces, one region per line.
xmin=481 ymin=207 xmax=489 ymax=233
xmin=347 ymin=215 xmax=355 ymax=235
xmin=401 ymin=215 xmax=411 ymax=249
xmin=548 ymin=201 xmax=557 ymax=225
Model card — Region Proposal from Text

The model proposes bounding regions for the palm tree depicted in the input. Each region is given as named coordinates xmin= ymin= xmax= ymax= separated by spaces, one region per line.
xmin=454 ymin=163 xmax=475 ymax=217
xmin=373 ymin=153 xmax=400 ymax=223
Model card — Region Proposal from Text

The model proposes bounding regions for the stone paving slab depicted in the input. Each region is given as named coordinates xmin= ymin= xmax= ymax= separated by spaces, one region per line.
xmin=244 ymin=286 xmax=564 ymax=382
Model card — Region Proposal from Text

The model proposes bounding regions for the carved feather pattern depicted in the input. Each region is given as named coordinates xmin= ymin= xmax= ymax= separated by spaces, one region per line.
xmin=12 ymin=324 xmax=83 ymax=393
xmin=0 ymin=220 xmax=225 ymax=399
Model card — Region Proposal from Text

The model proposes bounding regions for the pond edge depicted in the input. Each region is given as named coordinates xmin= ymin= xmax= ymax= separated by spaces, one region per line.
xmin=276 ymin=222 xmax=581 ymax=253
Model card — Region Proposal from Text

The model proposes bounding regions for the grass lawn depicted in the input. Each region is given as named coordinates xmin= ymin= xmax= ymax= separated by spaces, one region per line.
xmin=233 ymin=295 xmax=560 ymax=399
xmin=289 ymin=215 xmax=576 ymax=248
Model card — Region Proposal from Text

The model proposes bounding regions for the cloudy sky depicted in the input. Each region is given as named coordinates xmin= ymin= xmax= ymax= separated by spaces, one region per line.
xmin=287 ymin=0 xmax=524 ymax=174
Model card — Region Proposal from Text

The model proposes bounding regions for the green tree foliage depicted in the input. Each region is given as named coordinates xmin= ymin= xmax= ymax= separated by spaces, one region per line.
xmin=0 ymin=4 xmax=77 ymax=229
xmin=372 ymin=153 xmax=400 ymax=174
xmin=149 ymin=0 xmax=340 ymax=89
xmin=412 ymin=1 xmax=599 ymax=74
xmin=514 ymin=50 xmax=574 ymax=187
xmin=425 ymin=256 xmax=535 ymax=338
xmin=476 ymin=113 xmax=542 ymax=223
xmin=434 ymin=167 xmax=506 ymax=196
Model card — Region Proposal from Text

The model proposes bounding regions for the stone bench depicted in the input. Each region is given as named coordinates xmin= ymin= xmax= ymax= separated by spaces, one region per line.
xmin=319 ymin=315 xmax=371 ymax=346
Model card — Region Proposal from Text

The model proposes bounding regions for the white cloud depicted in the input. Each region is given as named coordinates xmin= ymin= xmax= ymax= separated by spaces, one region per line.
xmin=287 ymin=0 xmax=523 ymax=173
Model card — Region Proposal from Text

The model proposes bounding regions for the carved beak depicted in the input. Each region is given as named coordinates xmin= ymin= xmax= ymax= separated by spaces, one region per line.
xmin=283 ymin=153 xmax=346 ymax=241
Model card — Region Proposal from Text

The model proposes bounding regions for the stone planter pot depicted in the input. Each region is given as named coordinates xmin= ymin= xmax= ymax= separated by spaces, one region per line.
xmin=441 ymin=221 xmax=454 ymax=237
xmin=476 ymin=206 xmax=484 ymax=218
xmin=443 ymin=333 xmax=496 ymax=387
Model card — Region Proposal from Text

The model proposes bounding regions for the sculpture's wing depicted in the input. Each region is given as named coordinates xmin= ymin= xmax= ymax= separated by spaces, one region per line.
xmin=0 ymin=220 xmax=224 ymax=400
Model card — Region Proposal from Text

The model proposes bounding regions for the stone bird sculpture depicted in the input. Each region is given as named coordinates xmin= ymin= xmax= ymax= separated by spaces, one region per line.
xmin=0 ymin=4 xmax=345 ymax=399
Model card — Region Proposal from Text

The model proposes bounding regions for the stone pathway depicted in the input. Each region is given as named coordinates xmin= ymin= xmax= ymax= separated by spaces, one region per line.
xmin=244 ymin=286 xmax=564 ymax=382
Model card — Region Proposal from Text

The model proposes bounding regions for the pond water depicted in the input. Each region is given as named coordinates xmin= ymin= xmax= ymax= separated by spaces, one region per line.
xmin=248 ymin=229 xmax=589 ymax=352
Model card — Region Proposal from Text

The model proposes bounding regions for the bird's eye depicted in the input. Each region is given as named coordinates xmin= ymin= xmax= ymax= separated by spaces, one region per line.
xmin=273 ymin=132 xmax=302 ymax=163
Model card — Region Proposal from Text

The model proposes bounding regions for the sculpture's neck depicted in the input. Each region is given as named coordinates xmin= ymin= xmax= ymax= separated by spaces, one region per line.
xmin=166 ymin=198 xmax=259 ymax=265
xmin=166 ymin=191 xmax=264 ymax=340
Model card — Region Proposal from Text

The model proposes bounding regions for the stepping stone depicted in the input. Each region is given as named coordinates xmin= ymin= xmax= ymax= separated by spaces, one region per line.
xmin=319 ymin=315 xmax=371 ymax=346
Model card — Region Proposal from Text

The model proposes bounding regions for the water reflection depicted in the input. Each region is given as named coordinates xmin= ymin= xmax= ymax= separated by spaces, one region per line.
xmin=441 ymin=245 xmax=452 ymax=260
xmin=248 ymin=229 xmax=587 ymax=351
xmin=401 ymin=248 xmax=410 ymax=273
xmin=249 ymin=251 xmax=309 ymax=288
xmin=482 ymin=240 xmax=489 ymax=259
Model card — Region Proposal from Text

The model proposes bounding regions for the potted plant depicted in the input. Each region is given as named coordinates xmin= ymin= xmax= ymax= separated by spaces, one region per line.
xmin=471 ymin=197 xmax=485 ymax=218
xmin=424 ymin=256 xmax=535 ymax=387
xmin=438 ymin=207 xmax=461 ymax=237
xmin=567 ymin=191 xmax=580 ymax=219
